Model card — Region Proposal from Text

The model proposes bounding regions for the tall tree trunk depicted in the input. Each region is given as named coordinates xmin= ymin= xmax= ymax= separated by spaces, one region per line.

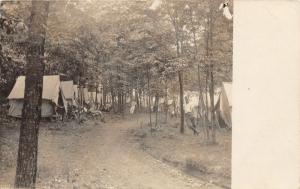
xmin=15 ymin=1 xmax=49 ymax=188
xmin=130 ymin=88 xmax=133 ymax=106
xmin=103 ymin=86 xmax=107 ymax=107
xmin=135 ymin=75 xmax=140 ymax=112
xmin=165 ymin=81 xmax=168 ymax=123
xmin=205 ymin=67 xmax=210 ymax=142
xmin=208 ymin=0 xmax=216 ymax=144
xmin=95 ymin=85 xmax=98 ymax=109
xmin=123 ymin=93 xmax=125 ymax=113
xmin=174 ymin=11 xmax=184 ymax=134
xmin=111 ymin=89 xmax=115 ymax=113
xmin=197 ymin=64 xmax=205 ymax=129
xmin=147 ymin=67 xmax=152 ymax=127
xmin=154 ymin=94 xmax=159 ymax=127
xmin=121 ymin=92 xmax=125 ymax=118
xmin=135 ymin=89 xmax=140 ymax=112
xmin=190 ymin=11 xmax=204 ymax=127
xmin=178 ymin=71 xmax=184 ymax=134
xmin=118 ymin=91 xmax=122 ymax=113
xmin=210 ymin=65 xmax=216 ymax=144
xmin=138 ymin=89 xmax=142 ymax=111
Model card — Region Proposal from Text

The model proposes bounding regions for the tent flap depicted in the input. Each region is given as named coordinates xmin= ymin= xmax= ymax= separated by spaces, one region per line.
xmin=8 ymin=99 xmax=55 ymax=118
xmin=219 ymin=82 xmax=232 ymax=127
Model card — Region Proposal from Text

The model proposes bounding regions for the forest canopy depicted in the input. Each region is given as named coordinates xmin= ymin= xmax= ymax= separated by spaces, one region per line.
xmin=0 ymin=0 xmax=232 ymax=102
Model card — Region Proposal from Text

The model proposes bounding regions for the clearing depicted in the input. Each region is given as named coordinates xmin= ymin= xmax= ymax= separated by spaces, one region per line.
xmin=0 ymin=114 xmax=230 ymax=189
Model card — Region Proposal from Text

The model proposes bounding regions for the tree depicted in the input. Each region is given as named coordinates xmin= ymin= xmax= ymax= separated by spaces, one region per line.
xmin=204 ymin=0 xmax=233 ymax=144
xmin=0 ymin=1 xmax=29 ymax=102
xmin=15 ymin=1 xmax=50 ymax=188
xmin=1 ymin=0 xmax=232 ymax=144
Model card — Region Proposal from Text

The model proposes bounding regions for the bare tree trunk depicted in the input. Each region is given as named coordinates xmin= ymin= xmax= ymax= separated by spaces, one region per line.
xmin=135 ymin=90 xmax=140 ymax=112
xmin=178 ymin=71 xmax=184 ymax=134
xmin=111 ymin=89 xmax=116 ymax=113
xmin=165 ymin=81 xmax=168 ymax=123
xmin=154 ymin=94 xmax=159 ymax=127
xmin=118 ymin=91 xmax=122 ymax=113
xmin=208 ymin=0 xmax=216 ymax=144
xmin=209 ymin=65 xmax=216 ymax=144
xmin=171 ymin=8 xmax=185 ymax=134
xmin=138 ymin=89 xmax=142 ymax=111
xmin=95 ymin=85 xmax=98 ymax=109
xmin=15 ymin=2 xmax=49 ymax=188
xmin=121 ymin=92 xmax=125 ymax=118
xmin=197 ymin=65 xmax=205 ymax=128
xmin=176 ymin=21 xmax=184 ymax=134
xmin=129 ymin=88 xmax=133 ymax=103
xmin=189 ymin=10 xmax=204 ymax=129
xmin=135 ymin=75 xmax=140 ymax=112
xmin=147 ymin=67 xmax=152 ymax=127
xmin=205 ymin=68 xmax=210 ymax=142
xmin=103 ymin=86 xmax=107 ymax=107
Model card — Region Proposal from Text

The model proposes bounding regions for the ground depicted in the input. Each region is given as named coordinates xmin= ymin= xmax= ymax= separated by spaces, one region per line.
xmin=0 ymin=113 xmax=231 ymax=189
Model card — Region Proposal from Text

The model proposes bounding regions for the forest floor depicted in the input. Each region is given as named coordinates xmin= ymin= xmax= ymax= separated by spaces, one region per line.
xmin=0 ymin=113 xmax=231 ymax=189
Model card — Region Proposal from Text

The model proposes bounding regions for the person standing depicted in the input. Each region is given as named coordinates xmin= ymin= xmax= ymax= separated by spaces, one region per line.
xmin=184 ymin=95 xmax=198 ymax=135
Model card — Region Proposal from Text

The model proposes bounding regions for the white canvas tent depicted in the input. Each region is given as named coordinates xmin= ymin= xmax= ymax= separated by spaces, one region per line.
xmin=7 ymin=75 xmax=67 ymax=118
xmin=218 ymin=82 xmax=232 ymax=127
xmin=83 ymin=88 xmax=89 ymax=103
xmin=77 ymin=87 xmax=89 ymax=105
xmin=60 ymin=81 xmax=77 ymax=106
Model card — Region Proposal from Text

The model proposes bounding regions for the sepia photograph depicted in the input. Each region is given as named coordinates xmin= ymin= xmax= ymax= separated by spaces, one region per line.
xmin=0 ymin=0 xmax=233 ymax=188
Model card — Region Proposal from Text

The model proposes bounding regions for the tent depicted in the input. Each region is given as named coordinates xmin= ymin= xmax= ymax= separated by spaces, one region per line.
xmin=218 ymin=82 xmax=232 ymax=128
xmin=83 ymin=88 xmax=89 ymax=103
xmin=77 ymin=87 xmax=89 ymax=105
xmin=7 ymin=75 xmax=67 ymax=118
xmin=182 ymin=87 xmax=232 ymax=128
xmin=60 ymin=81 xmax=77 ymax=106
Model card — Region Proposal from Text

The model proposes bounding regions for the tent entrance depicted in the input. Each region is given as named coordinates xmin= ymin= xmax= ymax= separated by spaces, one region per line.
xmin=8 ymin=99 xmax=56 ymax=118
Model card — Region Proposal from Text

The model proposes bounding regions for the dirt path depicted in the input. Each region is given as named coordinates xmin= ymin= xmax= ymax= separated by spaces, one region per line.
xmin=1 ymin=115 xmax=224 ymax=189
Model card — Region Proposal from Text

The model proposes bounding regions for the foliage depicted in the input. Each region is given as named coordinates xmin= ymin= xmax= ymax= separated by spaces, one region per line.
xmin=0 ymin=0 xmax=233 ymax=104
